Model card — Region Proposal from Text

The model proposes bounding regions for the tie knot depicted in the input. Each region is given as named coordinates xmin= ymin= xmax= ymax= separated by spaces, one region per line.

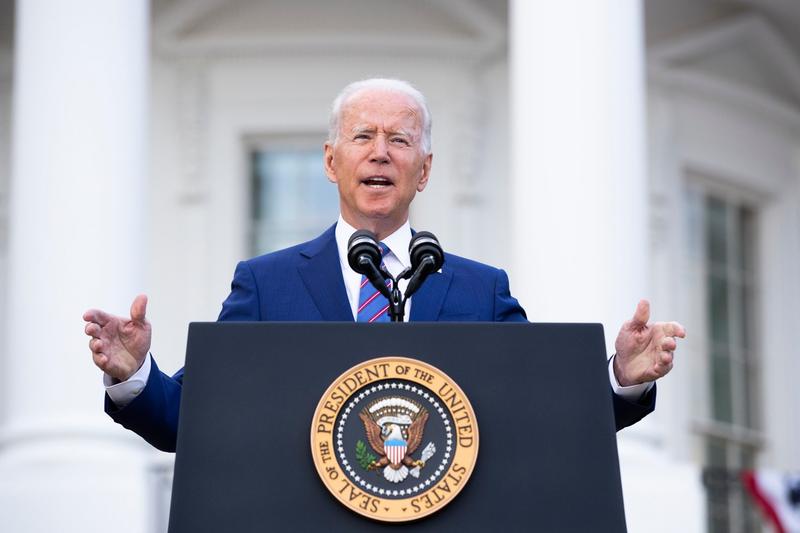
xmin=379 ymin=242 xmax=391 ymax=258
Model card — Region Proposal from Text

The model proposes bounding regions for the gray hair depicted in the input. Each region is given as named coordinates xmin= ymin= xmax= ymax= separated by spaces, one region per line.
xmin=327 ymin=78 xmax=432 ymax=154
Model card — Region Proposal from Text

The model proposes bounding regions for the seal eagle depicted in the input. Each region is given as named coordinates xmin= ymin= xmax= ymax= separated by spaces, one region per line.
xmin=359 ymin=400 xmax=429 ymax=483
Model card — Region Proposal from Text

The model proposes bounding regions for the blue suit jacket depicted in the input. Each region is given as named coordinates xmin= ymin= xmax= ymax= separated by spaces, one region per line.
xmin=106 ymin=225 xmax=655 ymax=451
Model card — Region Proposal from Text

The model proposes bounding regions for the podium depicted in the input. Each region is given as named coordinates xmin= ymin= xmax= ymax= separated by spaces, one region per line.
xmin=168 ymin=322 xmax=628 ymax=532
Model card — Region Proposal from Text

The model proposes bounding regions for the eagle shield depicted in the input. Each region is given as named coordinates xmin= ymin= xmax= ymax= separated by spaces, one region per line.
xmin=384 ymin=439 xmax=407 ymax=467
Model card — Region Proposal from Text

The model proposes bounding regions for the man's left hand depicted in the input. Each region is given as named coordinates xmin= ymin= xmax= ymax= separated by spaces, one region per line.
xmin=613 ymin=299 xmax=686 ymax=387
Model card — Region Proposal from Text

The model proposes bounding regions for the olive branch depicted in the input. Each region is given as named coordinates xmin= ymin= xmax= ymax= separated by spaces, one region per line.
xmin=355 ymin=439 xmax=377 ymax=470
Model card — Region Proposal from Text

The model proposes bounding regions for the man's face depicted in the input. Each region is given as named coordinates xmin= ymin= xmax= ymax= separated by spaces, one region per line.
xmin=324 ymin=89 xmax=432 ymax=237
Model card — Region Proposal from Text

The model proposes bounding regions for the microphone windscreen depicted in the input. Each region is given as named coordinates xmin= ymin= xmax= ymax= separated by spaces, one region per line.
xmin=347 ymin=229 xmax=382 ymax=274
xmin=409 ymin=231 xmax=444 ymax=272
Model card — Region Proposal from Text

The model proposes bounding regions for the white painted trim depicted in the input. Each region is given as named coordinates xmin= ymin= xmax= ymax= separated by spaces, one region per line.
xmin=152 ymin=0 xmax=505 ymax=59
xmin=152 ymin=0 xmax=229 ymax=41
xmin=432 ymin=0 xmax=505 ymax=43
xmin=648 ymin=66 xmax=800 ymax=131
xmin=650 ymin=14 xmax=760 ymax=64
xmin=682 ymin=164 xmax=772 ymax=205
xmin=754 ymin=18 xmax=800 ymax=97
xmin=649 ymin=13 xmax=800 ymax=103
xmin=155 ymin=34 xmax=494 ymax=58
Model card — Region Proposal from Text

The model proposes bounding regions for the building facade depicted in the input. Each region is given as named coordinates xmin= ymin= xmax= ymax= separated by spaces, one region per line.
xmin=0 ymin=1 xmax=798 ymax=531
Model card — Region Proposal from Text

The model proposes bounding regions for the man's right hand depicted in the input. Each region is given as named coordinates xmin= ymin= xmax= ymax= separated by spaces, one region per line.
xmin=83 ymin=294 xmax=152 ymax=382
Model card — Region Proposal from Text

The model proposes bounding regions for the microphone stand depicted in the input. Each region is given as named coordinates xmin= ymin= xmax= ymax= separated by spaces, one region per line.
xmin=350 ymin=228 xmax=443 ymax=323
xmin=381 ymin=266 xmax=412 ymax=322
xmin=380 ymin=258 xmax=436 ymax=323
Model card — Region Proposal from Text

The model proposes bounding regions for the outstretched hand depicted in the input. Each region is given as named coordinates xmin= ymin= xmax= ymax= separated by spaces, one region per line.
xmin=83 ymin=295 xmax=152 ymax=382
xmin=613 ymin=300 xmax=686 ymax=387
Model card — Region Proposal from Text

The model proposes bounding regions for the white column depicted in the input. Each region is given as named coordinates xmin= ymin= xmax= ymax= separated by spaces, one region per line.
xmin=509 ymin=0 xmax=648 ymax=341
xmin=0 ymin=2 xmax=153 ymax=532
xmin=509 ymin=3 xmax=704 ymax=532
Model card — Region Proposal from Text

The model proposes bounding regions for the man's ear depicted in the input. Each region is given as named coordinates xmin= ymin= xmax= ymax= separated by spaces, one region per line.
xmin=323 ymin=142 xmax=337 ymax=183
xmin=416 ymin=153 xmax=433 ymax=192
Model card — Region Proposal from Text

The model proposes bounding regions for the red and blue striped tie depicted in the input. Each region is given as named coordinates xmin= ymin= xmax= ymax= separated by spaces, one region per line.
xmin=356 ymin=243 xmax=392 ymax=323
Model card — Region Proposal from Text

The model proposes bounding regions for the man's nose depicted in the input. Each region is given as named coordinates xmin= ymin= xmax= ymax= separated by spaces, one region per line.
xmin=369 ymin=135 xmax=390 ymax=164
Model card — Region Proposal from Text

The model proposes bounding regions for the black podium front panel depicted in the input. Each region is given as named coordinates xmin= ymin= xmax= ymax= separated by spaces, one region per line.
xmin=168 ymin=323 xmax=627 ymax=532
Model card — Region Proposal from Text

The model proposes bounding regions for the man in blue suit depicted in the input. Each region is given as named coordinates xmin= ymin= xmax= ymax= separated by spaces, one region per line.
xmin=84 ymin=79 xmax=685 ymax=453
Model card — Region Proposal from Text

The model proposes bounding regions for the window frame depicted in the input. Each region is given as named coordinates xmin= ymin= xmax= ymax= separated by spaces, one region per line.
xmin=244 ymin=132 xmax=337 ymax=256
xmin=685 ymin=173 xmax=765 ymax=533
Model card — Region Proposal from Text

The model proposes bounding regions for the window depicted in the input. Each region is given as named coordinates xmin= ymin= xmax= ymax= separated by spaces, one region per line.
xmin=704 ymin=196 xmax=759 ymax=430
xmin=248 ymin=136 xmax=339 ymax=255
xmin=687 ymin=183 xmax=762 ymax=533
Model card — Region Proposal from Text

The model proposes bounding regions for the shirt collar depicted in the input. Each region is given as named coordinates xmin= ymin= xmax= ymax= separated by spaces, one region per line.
xmin=335 ymin=215 xmax=412 ymax=270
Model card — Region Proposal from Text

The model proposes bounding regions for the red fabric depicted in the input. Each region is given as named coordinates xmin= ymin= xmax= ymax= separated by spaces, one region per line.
xmin=742 ymin=470 xmax=786 ymax=533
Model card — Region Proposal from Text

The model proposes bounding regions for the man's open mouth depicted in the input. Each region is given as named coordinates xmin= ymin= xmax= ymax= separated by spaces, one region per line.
xmin=362 ymin=176 xmax=394 ymax=188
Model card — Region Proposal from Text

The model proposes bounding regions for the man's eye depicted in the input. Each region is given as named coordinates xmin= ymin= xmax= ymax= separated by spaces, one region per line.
xmin=354 ymin=133 xmax=371 ymax=140
xmin=391 ymin=137 xmax=410 ymax=145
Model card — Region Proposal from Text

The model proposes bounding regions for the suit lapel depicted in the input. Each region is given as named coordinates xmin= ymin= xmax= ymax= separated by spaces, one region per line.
xmin=295 ymin=224 xmax=453 ymax=322
xmin=409 ymin=268 xmax=453 ymax=321
xmin=297 ymin=225 xmax=354 ymax=321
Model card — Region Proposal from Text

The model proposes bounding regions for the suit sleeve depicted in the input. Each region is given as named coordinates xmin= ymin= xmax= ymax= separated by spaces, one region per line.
xmin=612 ymin=383 xmax=656 ymax=430
xmin=492 ymin=268 xmax=655 ymax=431
xmin=218 ymin=260 xmax=262 ymax=321
xmin=104 ymin=357 xmax=184 ymax=452
xmin=493 ymin=269 xmax=528 ymax=322
xmin=104 ymin=261 xmax=262 ymax=452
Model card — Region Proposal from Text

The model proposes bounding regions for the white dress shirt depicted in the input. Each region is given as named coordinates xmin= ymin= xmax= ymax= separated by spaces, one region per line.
xmin=335 ymin=216 xmax=413 ymax=321
xmin=106 ymin=215 xmax=652 ymax=406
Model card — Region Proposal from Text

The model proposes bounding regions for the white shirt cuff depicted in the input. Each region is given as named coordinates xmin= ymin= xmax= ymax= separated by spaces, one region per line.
xmin=608 ymin=354 xmax=654 ymax=401
xmin=104 ymin=352 xmax=152 ymax=408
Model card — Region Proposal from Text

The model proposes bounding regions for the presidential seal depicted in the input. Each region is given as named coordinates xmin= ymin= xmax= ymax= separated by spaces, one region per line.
xmin=310 ymin=357 xmax=479 ymax=522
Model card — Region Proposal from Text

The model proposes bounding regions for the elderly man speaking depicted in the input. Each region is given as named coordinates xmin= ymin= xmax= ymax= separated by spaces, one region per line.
xmin=83 ymin=78 xmax=686 ymax=452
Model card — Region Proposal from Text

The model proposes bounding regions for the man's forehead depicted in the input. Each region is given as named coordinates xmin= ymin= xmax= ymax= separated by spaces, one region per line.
xmin=341 ymin=89 xmax=422 ymax=124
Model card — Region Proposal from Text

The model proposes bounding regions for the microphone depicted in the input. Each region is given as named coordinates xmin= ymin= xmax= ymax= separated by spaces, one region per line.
xmin=347 ymin=230 xmax=391 ymax=299
xmin=405 ymin=231 xmax=444 ymax=298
